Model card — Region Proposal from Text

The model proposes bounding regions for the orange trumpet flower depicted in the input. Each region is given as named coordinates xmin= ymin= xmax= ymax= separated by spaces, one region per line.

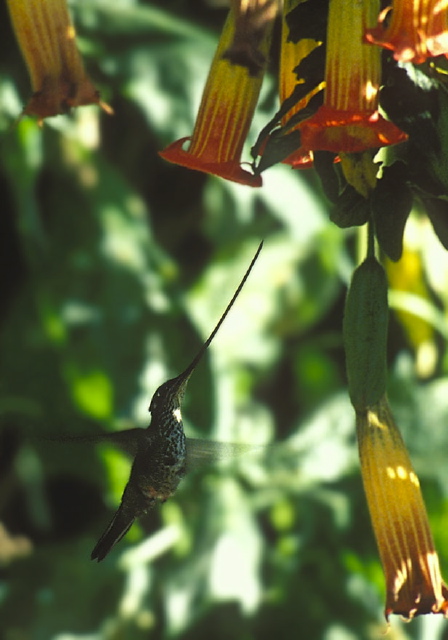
xmin=299 ymin=0 xmax=407 ymax=155
xmin=365 ymin=0 xmax=448 ymax=64
xmin=160 ymin=1 xmax=277 ymax=186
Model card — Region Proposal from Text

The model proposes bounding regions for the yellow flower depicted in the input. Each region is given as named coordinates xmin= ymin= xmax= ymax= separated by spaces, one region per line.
xmin=357 ymin=395 xmax=448 ymax=619
xmin=160 ymin=1 xmax=276 ymax=186
xmin=278 ymin=0 xmax=323 ymax=167
xmin=7 ymin=0 xmax=111 ymax=121
xmin=299 ymin=0 xmax=407 ymax=154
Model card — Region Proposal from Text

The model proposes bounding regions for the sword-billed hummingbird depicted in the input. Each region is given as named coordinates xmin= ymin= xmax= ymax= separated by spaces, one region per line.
xmin=90 ymin=242 xmax=262 ymax=561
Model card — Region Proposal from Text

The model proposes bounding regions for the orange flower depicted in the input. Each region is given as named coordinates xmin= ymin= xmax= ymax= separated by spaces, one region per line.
xmin=299 ymin=0 xmax=407 ymax=154
xmin=365 ymin=0 xmax=448 ymax=64
xmin=160 ymin=2 xmax=276 ymax=186
xmin=7 ymin=0 xmax=111 ymax=122
xmin=357 ymin=395 xmax=448 ymax=620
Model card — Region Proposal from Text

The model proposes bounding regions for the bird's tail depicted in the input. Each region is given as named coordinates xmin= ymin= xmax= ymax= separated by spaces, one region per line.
xmin=91 ymin=503 xmax=135 ymax=562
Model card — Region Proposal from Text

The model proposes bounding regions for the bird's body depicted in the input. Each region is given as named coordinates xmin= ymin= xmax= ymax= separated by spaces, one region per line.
xmin=91 ymin=242 xmax=262 ymax=561
xmin=91 ymin=376 xmax=188 ymax=561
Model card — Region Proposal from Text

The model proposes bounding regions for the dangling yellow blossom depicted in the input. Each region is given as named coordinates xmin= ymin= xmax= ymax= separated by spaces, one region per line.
xmin=7 ymin=0 xmax=111 ymax=122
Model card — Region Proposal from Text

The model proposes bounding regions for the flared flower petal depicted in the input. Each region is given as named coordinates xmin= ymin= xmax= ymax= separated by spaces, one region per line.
xmin=365 ymin=1 xmax=448 ymax=64
xmin=160 ymin=2 xmax=276 ymax=186
xmin=7 ymin=0 xmax=111 ymax=121
xmin=300 ymin=107 xmax=407 ymax=154
xmin=299 ymin=0 xmax=407 ymax=154
xmin=357 ymin=395 xmax=448 ymax=620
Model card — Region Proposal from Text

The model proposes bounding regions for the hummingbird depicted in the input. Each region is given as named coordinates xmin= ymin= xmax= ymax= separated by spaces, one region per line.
xmin=88 ymin=242 xmax=263 ymax=561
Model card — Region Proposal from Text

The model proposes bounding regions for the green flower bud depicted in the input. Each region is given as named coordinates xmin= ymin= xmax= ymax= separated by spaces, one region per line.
xmin=343 ymin=257 xmax=389 ymax=410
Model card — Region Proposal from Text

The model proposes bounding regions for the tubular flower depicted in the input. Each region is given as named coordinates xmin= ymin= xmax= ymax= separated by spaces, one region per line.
xmin=279 ymin=0 xmax=324 ymax=167
xmin=365 ymin=0 xmax=448 ymax=64
xmin=6 ymin=0 xmax=111 ymax=122
xmin=159 ymin=1 xmax=276 ymax=186
xmin=357 ymin=395 xmax=448 ymax=620
xmin=298 ymin=0 xmax=407 ymax=154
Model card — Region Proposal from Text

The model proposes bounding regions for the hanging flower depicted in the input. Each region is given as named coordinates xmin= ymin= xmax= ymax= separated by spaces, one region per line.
xmin=298 ymin=0 xmax=407 ymax=155
xmin=160 ymin=1 xmax=277 ymax=187
xmin=278 ymin=0 xmax=324 ymax=167
xmin=6 ymin=0 xmax=111 ymax=122
xmin=357 ymin=395 xmax=448 ymax=620
xmin=365 ymin=0 xmax=448 ymax=64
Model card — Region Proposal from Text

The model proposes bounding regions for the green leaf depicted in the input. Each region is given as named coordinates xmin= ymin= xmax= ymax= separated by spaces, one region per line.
xmin=330 ymin=185 xmax=370 ymax=228
xmin=423 ymin=196 xmax=448 ymax=250
xmin=371 ymin=162 xmax=413 ymax=261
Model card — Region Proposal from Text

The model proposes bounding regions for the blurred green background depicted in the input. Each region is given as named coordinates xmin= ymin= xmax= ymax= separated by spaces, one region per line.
xmin=1 ymin=1 xmax=448 ymax=639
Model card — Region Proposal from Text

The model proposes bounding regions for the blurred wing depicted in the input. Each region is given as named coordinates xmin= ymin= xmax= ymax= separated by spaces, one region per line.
xmin=185 ymin=437 xmax=263 ymax=471
xmin=43 ymin=428 xmax=144 ymax=457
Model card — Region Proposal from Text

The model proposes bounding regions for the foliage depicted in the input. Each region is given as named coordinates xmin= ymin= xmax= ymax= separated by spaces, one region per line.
xmin=1 ymin=1 xmax=448 ymax=639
